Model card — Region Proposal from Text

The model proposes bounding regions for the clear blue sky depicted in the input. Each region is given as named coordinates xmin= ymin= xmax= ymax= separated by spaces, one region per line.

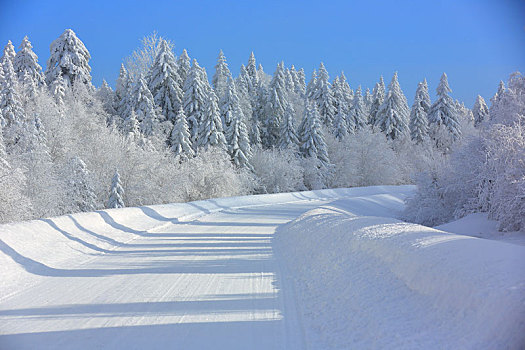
xmin=1 ymin=0 xmax=524 ymax=106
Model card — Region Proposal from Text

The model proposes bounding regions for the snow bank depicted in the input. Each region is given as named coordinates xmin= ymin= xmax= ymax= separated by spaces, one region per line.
xmin=275 ymin=203 xmax=525 ymax=349
xmin=0 ymin=185 xmax=412 ymax=300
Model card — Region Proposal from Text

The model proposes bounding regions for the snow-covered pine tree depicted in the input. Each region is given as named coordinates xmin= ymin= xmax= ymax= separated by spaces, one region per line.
xmin=306 ymin=69 xmax=317 ymax=101
xmin=299 ymin=100 xmax=330 ymax=165
xmin=64 ymin=156 xmax=97 ymax=213
xmin=220 ymin=78 xmax=242 ymax=130
xmin=50 ymin=72 xmax=67 ymax=108
xmin=13 ymin=36 xmax=45 ymax=87
xmin=333 ymin=102 xmax=348 ymax=141
xmin=364 ymin=88 xmax=372 ymax=116
xmin=296 ymin=68 xmax=306 ymax=95
xmin=339 ymin=72 xmax=353 ymax=107
xmin=212 ymin=50 xmax=232 ymax=101
xmin=375 ymin=72 xmax=410 ymax=140
xmin=198 ymin=91 xmax=227 ymax=150
xmin=246 ymin=52 xmax=259 ymax=89
xmin=349 ymin=85 xmax=367 ymax=131
xmin=409 ymin=81 xmax=430 ymax=144
xmin=97 ymin=79 xmax=118 ymax=123
xmin=107 ymin=169 xmax=125 ymax=209
xmin=148 ymin=39 xmax=183 ymax=125
xmin=226 ymin=103 xmax=252 ymax=169
xmin=177 ymin=49 xmax=191 ymax=90
xmin=290 ymin=65 xmax=302 ymax=95
xmin=472 ymin=95 xmax=489 ymax=127
xmin=130 ymin=73 xmax=159 ymax=136
xmin=183 ymin=59 xmax=208 ymax=143
xmin=427 ymin=73 xmax=461 ymax=150
xmin=0 ymin=58 xmax=26 ymax=150
xmin=235 ymin=64 xmax=254 ymax=120
xmin=250 ymin=120 xmax=262 ymax=147
xmin=489 ymin=80 xmax=505 ymax=120
xmin=368 ymin=76 xmax=385 ymax=125
xmin=122 ymin=108 xmax=141 ymax=141
xmin=115 ymin=64 xmax=131 ymax=118
xmin=455 ymin=100 xmax=474 ymax=125
xmin=312 ymin=62 xmax=335 ymax=126
xmin=169 ymin=106 xmax=195 ymax=161
xmin=1 ymin=41 xmax=16 ymax=70
xmin=263 ymin=62 xmax=288 ymax=148
xmin=45 ymin=29 xmax=92 ymax=87
xmin=279 ymin=104 xmax=299 ymax=149
xmin=285 ymin=68 xmax=295 ymax=93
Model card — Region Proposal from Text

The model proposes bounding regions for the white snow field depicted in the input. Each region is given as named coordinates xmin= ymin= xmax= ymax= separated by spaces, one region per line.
xmin=1 ymin=185 xmax=524 ymax=349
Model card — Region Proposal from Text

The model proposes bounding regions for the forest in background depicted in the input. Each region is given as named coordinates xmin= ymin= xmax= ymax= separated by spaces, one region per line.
xmin=0 ymin=30 xmax=523 ymax=232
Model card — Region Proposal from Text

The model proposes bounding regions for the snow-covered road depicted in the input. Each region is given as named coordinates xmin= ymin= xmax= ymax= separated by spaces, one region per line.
xmin=1 ymin=185 xmax=524 ymax=349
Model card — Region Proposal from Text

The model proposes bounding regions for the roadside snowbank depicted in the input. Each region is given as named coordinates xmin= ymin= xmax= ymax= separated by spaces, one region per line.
xmin=0 ymin=185 xmax=412 ymax=300
xmin=275 ymin=203 xmax=525 ymax=349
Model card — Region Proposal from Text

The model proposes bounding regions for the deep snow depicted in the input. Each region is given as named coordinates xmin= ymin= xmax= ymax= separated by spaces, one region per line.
xmin=1 ymin=185 xmax=524 ymax=349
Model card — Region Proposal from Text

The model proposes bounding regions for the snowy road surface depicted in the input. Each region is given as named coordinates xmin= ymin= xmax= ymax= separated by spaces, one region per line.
xmin=1 ymin=185 xmax=524 ymax=349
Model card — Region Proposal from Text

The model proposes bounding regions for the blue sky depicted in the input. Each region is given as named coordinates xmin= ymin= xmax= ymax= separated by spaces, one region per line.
xmin=1 ymin=0 xmax=524 ymax=106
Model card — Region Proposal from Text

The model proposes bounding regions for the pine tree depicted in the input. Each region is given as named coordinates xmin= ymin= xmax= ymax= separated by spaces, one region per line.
xmin=364 ymin=88 xmax=372 ymax=115
xmin=409 ymin=81 xmax=430 ymax=144
xmin=339 ymin=72 xmax=353 ymax=107
xmin=212 ymin=50 xmax=232 ymax=101
xmin=97 ymin=79 xmax=117 ymax=120
xmin=312 ymin=63 xmax=335 ymax=125
xmin=0 ymin=58 xmax=26 ymax=149
xmin=246 ymin=52 xmax=258 ymax=88
xmin=427 ymin=73 xmax=461 ymax=148
xmin=250 ymin=120 xmax=262 ymax=147
xmin=115 ymin=64 xmax=131 ymax=118
xmin=375 ymin=72 xmax=410 ymax=140
xmin=177 ymin=49 xmax=191 ymax=90
xmin=107 ymin=169 xmax=125 ymax=209
xmin=131 ymin=74 xmax=159 ymax=136
xmin=472 ymin=95 xmax=489 ymax=127
xmin=263 ymin=62 xmax=288 ymax=147
xmin=1 ymin=41 xmax=16 ymax=72
xmin=333 ymin=102 xmax=348 ymax=141
xmin=148 ymin=39 xmax=183 ymax=125
xmin=13 ymin=36 xmax=45 ymax=87
xmin=169 ymin=106 xmax=195 ymax=161
xmin=489 ymin=80 xmax=505 ymax=120
xmin=306 ymin=69 xmax=317 ymax=101
xmin=226 ymin=104 xmax=252 ymax=169
xmin=295 ymin=67 xmax=306 ymax=96
xmin=220 ymin=78 xmax=243 ymax=130
xmin=299 ymin=100 xmax=330 ymax=165
xmin=198 ymin=91 xmax=227 ymax=150
xmin=349 ymin=85 xmax=367 ymax=131
xmin=122 ymin=108 xmax=141 ymax=141
xmin=368 ymin=76 xmax=385 ymax=125
xmin=45 ymin=29 xmax=92 ymax=87
xmin=285 ymin=68 xmax=295 ymax=92
xmin=183 ymin=59 xmax=208 ymax=143
xmin=50 ymin=72 xmax=67 ymax=108
xmin=279 ymin=104 xmax=299 ymax=149
xmin=65 ymin=156 xmax=97 ymax=213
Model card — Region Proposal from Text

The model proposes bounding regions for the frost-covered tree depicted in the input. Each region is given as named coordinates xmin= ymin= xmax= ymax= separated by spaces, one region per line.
xmin=107 ymin=169 xmax=125 ymax=209
xmin=263 ymin=62 xmax=288 ymax=147
xmin=212 ymin=50 xmax=232 ymax=101
xmin=279 ymin=104 xmax=299 ymax=149
xmin=13 ymin=36 xmax=45 ymax=87
xmin=1 ymin=58 xmax=26 ymax=149
xmin=97 ymin=80 xmax=117 ymax=124
xmin=364 ymin=88 xmax=373 ymax=115
xmin=427 ymin=73 xmax=461 ymax=150
xmin=177 ymin=49 xmax=191 ymax=90
xmin=472 ymin=95 xmax=489 ymax=127
xmin=368 ymin=76 xmax=385 ymax=126
xmin=169 ymin=106 xmax=195 ymax=161
xmin=183 ymin=59 xmax=209 ymax=143
xmin=130 ymin=74 xmax=160 ymax=136
xmin=250 ymin=120 xmax=262 ymax=147
xmin=226 ymin=104 xmax=252 ymax=169
xmin=50 ymin=72 xmax=67 ymax=108
xmin=251 ymin=147 xmax=304 ymax=194
xmin=45 ymin=29 xmax=92 ymax=87
xmin=312 ymin=63 xmax=335 ymax=125
xmin=339 ymin=72 xmax=354 ymax=107
xmin=332 ymin=102 xmax=348 ymax=141
xmin=198 ymin=91 xmax=227 ymax=150
xmin=1 ymin=40 xmax=16 ymax=65
xmin=122 ymin=108 xmax=142 ymax=141
xmin=220 ymin=79 xmax=242 ymax=130
xmin=148 ymin=39 xmax=183 ymax=125
xmin=64 ymin=156 xmax=97 ymax=213
xmin=115 ymin=64 xmax=131 ymax=118
xmin=349 ymin=85 xmax=367 ymax=131
xmin=296 ymin=68 xmax=306 ymax=96
xmin=246 ymin=52 xmax=258 ymax=88
xmin=375 ymin=72 xmax=409 ymax=140
xmin=299 ymin=100 xmax=330 ymax=165
xmin=409 ymin=80 xmax=430 ymax=144
xmin=235 ymin=64 xmax=254 ymax=121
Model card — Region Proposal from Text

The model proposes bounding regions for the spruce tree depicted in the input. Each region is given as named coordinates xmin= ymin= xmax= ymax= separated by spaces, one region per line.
xmin=50 ymin=72 xmax=67 ymax=108
xmin=115 ymin=64 xmax=131 ymax=118
xmin=246 ymin=52 xmax=258 ymax=88
xmin=198 ymin=91 xmax=227 ymax=150
xmin=169 ymin=106 xmax=195 ymax=161
xmin=131 ymin=74 xmax=159 ymax=136
xmin=375 ymin=72 xmax=410 ymax=140
xmin=107 ymin=169 xmax=125 ymax=209
xmin=65 ymin=156 xmax=97 ymax=213
xmin=1 ymin=41 xmax=16 ymax=66
xmin=45 ymin=29 xmax=92 ymax=87
xmin=295 ymin=67 xmax=306 ymax=96
xmin=220 ymin=78 xmax=243 ymax=130
xmin=349 ymin=85 xmax=367 ymax=131
xmin=263 ymin=62 xmax=288 ymax=147
xmin=312 ymin=63 xmax=335 ymax=125
xmin=339 ymin=72 xmax=353 ymax=108
xmin=177 ymin=49 xmax=191 ymax=90
xmin=226 ymin=104 xmax=252 ymax=169
xmin=0 ymin=58 xmax=26 ymax=150
xmin=427 ymin=73 xmax=461 ymax=149
xmin=472 ymin=95 xmax=489 ymax=127
xmin=122 ymin=108 xmax=141 ymax=141
xmin=13 ymin=36 xmax=45 ymax=87
xmin=279 ymin=104 xmax=299 ymax=149
xmin=368 ymin=76 xmax=385 ymax=126
xmin=299 ymin=100 xmax=330 ymax=165
xmin=183 ymin=59 xmax=208 ymax=143
xmin=409 ymin=81 xmax=430 ymax=144
xmin=306 ymin=69 xmax=317 ymax=101
xmin=212 ymin=50 xmax=232 ymax=101
xmin=148 ymin=39 xmax=183 ymax=125
xmin=333 ymin=102 xmax=348 ymax=141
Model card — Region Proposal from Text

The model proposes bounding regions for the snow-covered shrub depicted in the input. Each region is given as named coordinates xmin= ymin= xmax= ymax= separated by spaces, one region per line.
xmin=251 ymin=147 xmax=304 ymax=194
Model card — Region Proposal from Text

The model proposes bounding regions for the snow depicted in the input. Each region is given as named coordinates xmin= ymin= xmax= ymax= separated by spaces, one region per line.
xmin=1 ymin=185 xmax=524 ymax=349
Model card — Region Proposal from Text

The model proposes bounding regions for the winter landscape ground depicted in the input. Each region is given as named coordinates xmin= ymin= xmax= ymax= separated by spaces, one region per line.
xmin=1 ymin=185 xmax=524 ymax=349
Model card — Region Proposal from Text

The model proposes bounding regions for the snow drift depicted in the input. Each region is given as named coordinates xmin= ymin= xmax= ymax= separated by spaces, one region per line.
xmin=275 ymin=201 xmax=525 ymax=349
